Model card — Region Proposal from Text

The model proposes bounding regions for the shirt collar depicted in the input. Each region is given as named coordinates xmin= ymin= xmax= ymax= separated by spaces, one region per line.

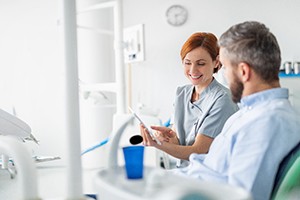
xmin=238 ymin=88 xmax=289 ymax=109
xmin=205 ymin=78 xmax=218 ymax=94
xmin=190 ymin=78 xmax=217 ymax=97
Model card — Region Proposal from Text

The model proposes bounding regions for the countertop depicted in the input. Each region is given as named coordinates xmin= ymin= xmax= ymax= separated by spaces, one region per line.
xmin=0 ymin=165 xmax=100 ymax=200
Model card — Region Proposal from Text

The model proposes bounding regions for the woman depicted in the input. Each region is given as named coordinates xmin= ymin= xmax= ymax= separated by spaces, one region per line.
xmin=141 ymin=32 xmax=238 ymax=168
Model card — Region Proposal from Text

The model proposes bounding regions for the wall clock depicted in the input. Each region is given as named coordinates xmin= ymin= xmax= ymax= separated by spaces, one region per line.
xmin=166 ymin=5 xmax=188 ymax=26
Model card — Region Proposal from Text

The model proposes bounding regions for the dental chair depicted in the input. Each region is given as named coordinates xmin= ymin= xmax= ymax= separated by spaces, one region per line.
xmin=271 ymin=142 xmax=300 ymax=200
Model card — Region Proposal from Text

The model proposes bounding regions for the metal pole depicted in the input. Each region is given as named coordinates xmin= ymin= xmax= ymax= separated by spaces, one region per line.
xmin=62 ymin=0 xmax=84 ymax=199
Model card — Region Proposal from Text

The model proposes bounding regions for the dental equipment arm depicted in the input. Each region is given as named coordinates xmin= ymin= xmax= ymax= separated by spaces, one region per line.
xmin=108 ymin=115 xmax=134 ymax=168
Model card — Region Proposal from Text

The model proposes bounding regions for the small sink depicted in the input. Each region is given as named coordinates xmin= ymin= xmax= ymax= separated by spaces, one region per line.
xmin=93 ymin=166 xmax=253 ymax=200
xmin=94 ymin=166 xmax=149 ymax=200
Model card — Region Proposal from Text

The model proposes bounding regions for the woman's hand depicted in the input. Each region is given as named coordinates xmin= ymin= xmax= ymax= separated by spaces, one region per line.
xmin=140 ymin=124 xmax=159 ymax=146
xmin=139 ymin=124 xmax=179 ymax=147
xmin=151 ymin=126 xmax=179 ymax=145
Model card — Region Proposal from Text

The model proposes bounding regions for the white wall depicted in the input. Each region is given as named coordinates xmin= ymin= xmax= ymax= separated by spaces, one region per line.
xmin=123 ymin=0 xmax=300 ymax=120
xmin=0 ymin=0 xmax=68 ymax=166
xmin=0 ymin=0 xmax=300 ymax=167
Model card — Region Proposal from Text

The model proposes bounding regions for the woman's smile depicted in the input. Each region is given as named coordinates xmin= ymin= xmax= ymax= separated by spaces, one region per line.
xmin=189 ymin=74 xmax=203 ymax=80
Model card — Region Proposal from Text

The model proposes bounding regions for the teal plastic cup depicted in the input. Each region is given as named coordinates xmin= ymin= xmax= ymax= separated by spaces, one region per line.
xmin=122 ymin=146 xmax=144 ymax=179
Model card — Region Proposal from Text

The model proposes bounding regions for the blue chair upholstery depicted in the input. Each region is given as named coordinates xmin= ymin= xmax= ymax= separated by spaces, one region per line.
xmin=271 ymin=142 xmax=300 ymax=199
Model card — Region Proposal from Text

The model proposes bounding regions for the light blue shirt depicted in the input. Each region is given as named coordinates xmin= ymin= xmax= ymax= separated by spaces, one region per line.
xmin=172 ymin=88 xmax=300 ymax=200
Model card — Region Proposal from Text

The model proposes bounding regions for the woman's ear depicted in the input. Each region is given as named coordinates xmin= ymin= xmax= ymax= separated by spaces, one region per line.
xmin=215 ymin=55 xmax=221 ymax=70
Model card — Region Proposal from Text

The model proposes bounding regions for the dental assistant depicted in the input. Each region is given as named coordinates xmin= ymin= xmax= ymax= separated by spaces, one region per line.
xmin=141 ymin=32 xmax=238 ymax=168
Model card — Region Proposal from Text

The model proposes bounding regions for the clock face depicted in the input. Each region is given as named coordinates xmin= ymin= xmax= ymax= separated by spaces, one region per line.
xmin=166 ymin=5 xmax=188 ymax=26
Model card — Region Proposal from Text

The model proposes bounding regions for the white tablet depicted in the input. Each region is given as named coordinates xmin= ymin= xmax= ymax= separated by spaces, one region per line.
xmin=128 ymin=107 xmax=161 ymax=145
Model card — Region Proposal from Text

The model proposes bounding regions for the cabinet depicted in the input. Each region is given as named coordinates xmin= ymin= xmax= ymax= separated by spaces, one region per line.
xmin=77 ymin=1 xmax=126 ymax=114
xmin=76 ymin=0 xmax=126 ymax=169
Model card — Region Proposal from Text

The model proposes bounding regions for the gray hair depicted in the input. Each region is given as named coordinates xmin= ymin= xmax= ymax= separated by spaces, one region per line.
xmin=219 ymin=21 xmax=281 ymax=82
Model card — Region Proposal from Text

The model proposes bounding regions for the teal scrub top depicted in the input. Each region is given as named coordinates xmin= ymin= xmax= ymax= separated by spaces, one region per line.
xmin=171 ymin=78 xmax=238 ymax=167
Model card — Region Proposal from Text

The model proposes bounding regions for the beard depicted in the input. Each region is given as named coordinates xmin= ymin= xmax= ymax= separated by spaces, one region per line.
xmin=230 ymin=73 xmax=244 ymax=103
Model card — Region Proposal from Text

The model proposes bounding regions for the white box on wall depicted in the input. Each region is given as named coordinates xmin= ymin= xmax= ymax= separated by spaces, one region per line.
xmin=123 ymin=24 xmax=145 ymax=63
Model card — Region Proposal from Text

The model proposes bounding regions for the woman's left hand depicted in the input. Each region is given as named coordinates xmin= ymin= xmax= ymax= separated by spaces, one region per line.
xmin=139 ymin=124 xmax=160 ymax=146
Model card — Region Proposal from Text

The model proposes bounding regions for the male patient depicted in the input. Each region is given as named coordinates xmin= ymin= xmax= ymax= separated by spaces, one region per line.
xmin=150 ymin=21 xmax=300 ymax=200
xmin=174 ymin=21 xmax=300 ymax=200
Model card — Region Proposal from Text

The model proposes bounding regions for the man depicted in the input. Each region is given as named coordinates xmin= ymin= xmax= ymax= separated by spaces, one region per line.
xmin=169 ymin=21 xmax=300 ymax=200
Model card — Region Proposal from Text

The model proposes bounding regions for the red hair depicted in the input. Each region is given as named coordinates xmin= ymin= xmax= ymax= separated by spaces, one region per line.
xmin=180 ymin=32 xmax=220 ymax=72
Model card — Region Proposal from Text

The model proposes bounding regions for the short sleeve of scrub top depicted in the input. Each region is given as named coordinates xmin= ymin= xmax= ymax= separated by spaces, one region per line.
xmin=172 ymin=79 xmax=238 ymax=146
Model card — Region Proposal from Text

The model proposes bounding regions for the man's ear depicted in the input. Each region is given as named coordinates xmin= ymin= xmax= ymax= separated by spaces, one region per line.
xmin=238 ymin=62 xmax=251 ymax=82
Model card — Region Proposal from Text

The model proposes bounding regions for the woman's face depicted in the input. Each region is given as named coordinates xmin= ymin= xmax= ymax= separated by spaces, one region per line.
xmin=183 ymin=47 xmax=218 ymax=86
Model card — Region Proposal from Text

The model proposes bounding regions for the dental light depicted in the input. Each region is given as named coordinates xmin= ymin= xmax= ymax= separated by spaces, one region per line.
xmin=0 ymin=108 xmax=38 ymax=144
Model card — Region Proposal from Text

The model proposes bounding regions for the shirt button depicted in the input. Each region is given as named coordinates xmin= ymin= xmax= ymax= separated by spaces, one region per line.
xmin=191 ymin=105 xmax=194 ymax=109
